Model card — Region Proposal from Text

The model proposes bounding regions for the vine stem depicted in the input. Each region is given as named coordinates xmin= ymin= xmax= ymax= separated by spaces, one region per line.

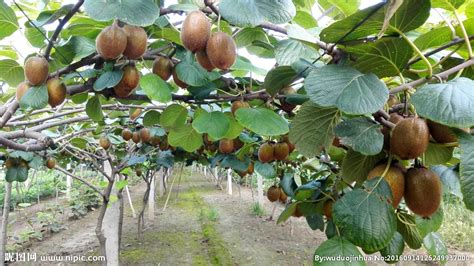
xmin=397 ymin=30 xmax=433 ymax=77
xmin=453 ymin=10 xmax=473 ymax=58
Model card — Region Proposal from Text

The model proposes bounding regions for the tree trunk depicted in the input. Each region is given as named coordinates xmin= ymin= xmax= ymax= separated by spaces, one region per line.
xmin=148 ymin=173 xmax=156 ymax=222
xmin=138 ymin=177 xmax=151 ymax=240
xmin=0 ymin=182 xmax=12 ymax=265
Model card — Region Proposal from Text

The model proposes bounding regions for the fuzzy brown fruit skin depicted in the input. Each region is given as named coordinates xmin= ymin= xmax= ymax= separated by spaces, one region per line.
xmin=114 ymin=65 xmax=140 ymax=97
xmin=99 ymin=137 xmax=111 ymax=150
xmin=180 ymin=11 xmax=211 ymax=53
xmin=405 ymin=167 xmax=442 ymax=217
xmin=219 ymin=138 xmax=234 ymax=154
xmin=427 ymin=120 xmax=458 ymax=143
xmin=231 ymin=101 xmax=250 ymax=116
xmin=140 ymin=128 xmax=151 ymax=143
xmin=293 ymin=205 xmax=304 ymax=218
xmin=267 ymin=186 xmax=281 ymax=202
xmin=233 ymin=138 xmax=244 ymax=151
xmin=279 ymin=188 xmax=288 ymax=203
xmin=24 ymin=56 xmax=49 ymax=85
xmin=247 ymin=162 xmax=254 ymax=175
xmin=159 ymin=139 xmax=169 ymax=151
xmin=152 ymin=56 xmax=173 ymax=81
xmin=132 ymin=132 xmax=141 ymax=144
xmin=323 ymin=200 xmax=333 ymax=219
xmin=196 ymin=51 xmax=215 ymax=71
xmin=121 ymin=129 xmax=133 ymax=141
xmin=150 ymin=136 xmax=161 ymax=146
xmin=46 ymin=78 xmax=67 ymax=107
xmin=283 ymin=135 xmax=295 ymax=153
xmin=136 ymin=169 xmax=142 ymax=177
xmin=122 ymin=25 xmax=147 ymax=59
xmin=206 ymin=32 xmax=237 ymax=71
xmin=390 ymin=118 xmax=429 ymax=160
xmin=367 ymin=163 xmax=405 ymax=208
xmin=172 ymin=65 xmax=188 ymax=88
xmin=16 ymin=81 xmax=31 ymax=101
xmin=382 ymin=113 xmax=404 ymax=151
xmin=46 ymin=158 xmax=56 ymax=169
xmin=96 ymin=24 xmax=127 ymax=60
xmin=258 ymin=142 xmax=274 ymax=163
xmin=273 ymin=142 xmax=289 ymax=161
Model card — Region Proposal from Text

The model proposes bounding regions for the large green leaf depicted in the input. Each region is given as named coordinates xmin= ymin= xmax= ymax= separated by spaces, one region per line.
xmin=140 ymin=73 xmax=172 ymax=103
xmin=168 ymin=124 xmax=203 ymax=152
xmin=19 ymin=85 xmax=48 ymax=110
xmin=313 ymin=237 xmax=364 ymax=266
xmin=334 ymin=117 xmax=383 ymax=155
xmin=160 ymin=104 xmax=188 ymax=130
xmin=289 ymin=102 xmax=339 ymax=157
xmin=32 ymin=4 xmax=74 ymax=27
xmin=344 ymin=38 xmax=413 ymax=78
xmin=192 ymin=111 xmax=230 ymax=140
xmin=293 ymin=11 xmax=317 ymax=29
xmin=431 ymin=165 xmax=463 ymax=199
xmin=0 ymin=1 xmax=19 ymax=40
xmin=319 ymin=0 xmax=360 ymax=17
xmin=25 ymin=24 xmax=46 ymax=48
xmin=412 ymin=78 xmax=474 ymax=128
xmin=223 ymin=113 xmax=244 ymax=139
xmin=83 ymin=0 xmax=160 ymax=26
xmin=458 ymin=131 xmax=474 ymax=210
xmin=397 ymin=212 xmax=423 ymax=249
xmin=380 ymin=232 xmax=405 ymax=264
xmin=175 ymin=57 xmax=220 ymax=87
xmin=305 ymin=65 xmax=389 ymax=114
xmin=320 ymin=0 xmax=431 ymax=43
xmin=254 ymin=162 xmax=275 ymax=179
xmin=341 ymin=149 xmax=385 ymax=184
xmin=275 ymin=39 xmax=318 ymax=66
xmin=414 ymin=27 xmax=452 ymax=51
xmin=54 ymin=36 xmax=96 ymax=65
xmin=423 ymin=232 xmax=448 ymax=263
xmin=416 ymin=207 xmax=444 ymax=238
xmin=143 ymin=110 xmax=161 ymax=127
xmin=432 ymin=0 xmax=465 ymax=10
xmin=263 ymin=66 xmax=297 ymax=96
xmin=93 ymin=70 xmax=123 ymax=91
xmin=424 ymin=143 xmax=454 ymax=167
xmin=6 ymin=167 xmax=29 ymax=183
xmin=86 ymin=95 xmax=104 ymax=122
xmin=235 ymin=108 xmax=288 ymax=136
xmin=0 ymin=59 xmax=24 ymax=87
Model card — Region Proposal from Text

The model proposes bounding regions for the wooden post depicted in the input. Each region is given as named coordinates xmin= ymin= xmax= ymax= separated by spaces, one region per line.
xmin=214 ymin=168 xmax=219 ymax=184
xmin=102 ymin=161 xmax=120 ymax=266
xmin=257 ymin=173 xmax=264 ymax=206
xmin=158 ymin=168 xmax=165 ymax=197
xmin=125 ymin=185 xmax=136 ymax=218
xmin=227 ymin=169 xmax=232 ymax=195
xmin=66 ymin=174 xmax=72 ymax=200
xmin=148 ymin=172 xmax=156 ymax=222
xmin=204 ymin=167 xmax=207 ymax=177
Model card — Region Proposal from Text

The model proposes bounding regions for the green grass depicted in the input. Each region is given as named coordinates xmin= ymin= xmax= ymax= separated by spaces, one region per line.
xmin=439 ymin=199 xmax=474 ymax=251
xmin=250 ymin=202 xmax=265 ymax=217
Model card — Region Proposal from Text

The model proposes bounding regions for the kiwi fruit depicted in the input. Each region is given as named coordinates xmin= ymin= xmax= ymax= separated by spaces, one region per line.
xmin=159 ymin=139 xmax=170 ymax=150
xmin=279 ymin=188 xmax=288 ymax=203
xmin=196 ymin=51 xmax=215 ymax=71
xmin=152 ymin=56 xmax=173 ymax=80
xmin=46 ymin=158 xmax=56 ymax=169
xmin=390 ymin=117 xmax=429 ymax=160
xmin=233 ymin=138 xmax=244 ymax=151
xmin=140 ymin=128 xmax=151 ymax=143
xmin=219 ymin=138 xmax=234 ymax=154
xmin=122 ymin=128 xmax=133 ymax=141
xmin=180 ymin=10 xmax=211 ymax=53
xmin=367 ymin=163 xmax=405 ymax=208
xmin=382 ymin=113 xmax=404 ymax=151
xmin=206 ymin=32 xmax=237 ymax=70
xmin=279 ymin=87 xmax=297 ymax=113
xmin=46 ymin=78 xmax=67 ymax=107
xmin=130 ymin=108 xmax=142 ymax=120
xmin=172 ymin=65 xmax=188 ymax=88
xmin=122 ymin=25 xmax=147 ymax=59
xmin=5 ymin=158 xmax=16 ymax=169
xmin=132 ymin=132 xmax=141 ymax=144
xmin=258 ymin=142 xmax=274 ymax=163
xmin=273 ymin=142 xmax=289 ymax=161
xmin=150 ymin=136 xmax=161 ymax=146
xmin=283 ymin=135 xmax=295 ymax=153
xmin=405 ymin=167 xmax=442 ymax=217
xmin=323 ymin=200 xmax=334 ymax=219
xmin=293 ymin=204 xmax=304 ymax=218
xmin=96 ymin=23 xmax=127 ymax=60
xmin=99 ymin=136 xmax=111 ymax=150
xmin=16 ymin=81 xmax=31 ymax=101
xmin=114 ymin=65 xmax=140 ymax=97
xmin=427 ymin=120 xmax=457 ymax=143
xmin=136 ymin=168 xmax=143 ymax=177
xmin=247 ymin=162 xmax=254 ymax=175
xmin=267 ymin=186 xmax=281 ymax=202
xmin=24 ymin=56 xmax=49 ymax=85
xmin=231 ymin=100 xmax=250 ymax=115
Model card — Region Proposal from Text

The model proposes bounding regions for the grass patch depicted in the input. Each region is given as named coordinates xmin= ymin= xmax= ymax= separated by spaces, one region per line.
xmin=250 ymin=202 xmax=265 ymax=217
xmin=439 ymin=199 xmax=474 ymax=251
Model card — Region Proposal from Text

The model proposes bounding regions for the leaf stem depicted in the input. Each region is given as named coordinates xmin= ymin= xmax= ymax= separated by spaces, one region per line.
xmin=397 ymin=30 xmax=433 ymax=77
xmin=453 ymin=10 xmax=473 ymax=58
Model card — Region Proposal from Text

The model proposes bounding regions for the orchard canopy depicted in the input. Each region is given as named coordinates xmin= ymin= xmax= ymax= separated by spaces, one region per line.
xmin=0 ymin=0 xmax=474 ymax=264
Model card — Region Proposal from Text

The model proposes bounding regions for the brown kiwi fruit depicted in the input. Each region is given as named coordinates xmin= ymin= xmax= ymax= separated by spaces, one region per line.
xmin=279 ymin=188 xmax=288 ymax=203
xmin=196 ymin=51 xmax=215 ymax=71
xmin=279 ymin=87 xmax=297 ymax=113
xmin=114 ymin=65 xmax=140 ymax=97
xmin=5 ymin=158 xmax=16 ymax=169
xmin=121 ymin=129 xmax=132 ymax=141
xmin=140 ymin=128 xmax=151 ymax=143
xmin=267 ymin=186 xmax=281 ymax=202
xmin=233 ymin=138 xmax=244 ymax=151
xmin=323 ymin=200 xmax=334 ymax=219
xmin=247 ymin=162 xmax=254 ymax=175
xmin=180 ymin=10 xmax=211 ymax=53
xmin=382 ymin=113 xmax=404 ymax=151
xmin=405 ymin=167 xmax=442 ymax=217
xmin=46 ymin=78 xmax=67 ymax=107
xmin=427 ymin=120 xmax=458 ymax=143
xmin=159 ymin=139 xmax=170 ymax=150
xmin=219 ymin=138 xmax=234 ymax=154
xmin=46 ymin=158 xmax=56 ymax=169
xmin=206 ymin=32 xmax=237 ymax=70
xmin=293 ymin=204 xmax=304 ymax=218
xmin=16 ymin=81 xmax=31 ymax=101
xmin=150 ymin=136 xmax=161 ymax=146
xmin=152 ymin=56 xmax=173 ymax=80
xmin=231 ymin=100 xmax=250 ymax=115
xmin=172 ymin=65 xmax=188 ymax=88
xmin=24 ymin=56 xmax=49 ymax=85
xmin=258 ymin=142 xmax=274 ymax=163
xmin=390 ymin=117 xmax=429 ymax=160
xmin=273 ymin=142 xmax=289 ymax=161
xmin=136 ymin=168 xmax=143 ymax=177
xmin=130 ymin=108 xmax=142 ymax=120
xmin=132 ymin=132 xmax=141 ymax=144
xmin=96 ymin=23 xmax=127 ymax=60
xmin=283 ymin=135 xmax=295 ymax=153
xmin=367 ymin=163 xmax=405 ymax=208
xmin=99 ymin=136 xmax=111 ymax=150
xmin=122 ymin=25 xmax=147 ymax=59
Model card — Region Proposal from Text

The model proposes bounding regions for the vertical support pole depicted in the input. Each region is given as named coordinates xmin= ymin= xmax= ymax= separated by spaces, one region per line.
xmin=102 ymin=161 xmax=120 ymax=266
xmin=227 ymin=169 xmax=232 ymax=195
xmin=148 ymin=172 xmax=156 ymax=222
xmin=158 ymin=168 xmax=165 ymax=197
xmin=257 ymin=173 xmax=264 ymax=206
xmin=125 ymin=185 xmax=136 ymax=218
xmin=66 ymin=175 xmax=72 ymax=200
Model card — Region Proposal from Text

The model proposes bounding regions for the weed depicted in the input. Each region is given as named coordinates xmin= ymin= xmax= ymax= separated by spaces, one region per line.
xmin=250 ymin=202 xmax=265 ymax=217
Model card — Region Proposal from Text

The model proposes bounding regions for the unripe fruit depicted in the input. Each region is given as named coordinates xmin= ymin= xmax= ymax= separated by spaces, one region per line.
xmin=5 ymin=158 xmax=16 ymax=169
xmin=121 ymin=128 xmax=133 ymax=141
xmin=46 ymin=158 xmax=56 ymax=169
xmin=122 ymin=25 xmax=147 ymax=59
xmin=258 ymin=142 xmax=274 ymax=163
xmin=231 ymin=100 xmax=250 ymax=115
xmin=247 ymin=162 xmax=254 ymax=175
xmin=279 ymin=188 xmax=288 ymax=203
xmin=427 ymin=120 xmax=457 ymax=143
xmin=172 ymin=65 xmax=188 ymax=88
xmin=114 ymin=65 xmax=140 ymax=98
xmin=273 ymin=142 xmax=289 ymax=161
xmin=283 ymin=135 xmax=295 ymax=153
xmin=196 ymin=51 xmax=215 ymax=71
xmin=46 ymin=78 xmax=67 ymax=107
xmin=367 ymin=163 xmax=405 ymax=208
xmin=390 ymin=118 xmax=429 ymax=160
xmin=233 ymin=138 xmax=244 ymax=151
xmin=267 ymin=186 xmax=280 ymax=202
xmin=99 ymin=136 xmax=111 ymax=150
xmin=16 ymin=81 xmax=31 ymax=101
xmin=180 ymin=11 xmax=211 ymax=53
xmin=132 ymin=132 xmax=141 ymax=144
xmin=140 ymin=128 xmax=151 ymax=143
xmin=136 ymin=168 xmax=142 ymax=177
xmin=206 ymin=32 xmax=237 ymax=70
xmin=293 ymin=204 xmax=304 ymax=218
xmin=219 ymin=138 xmax=234 ymax=154
xmin=152 ymin=56 xmax=173 ymax=81
xmin=96 ymin=23 xmax=127 ymax=60
xmin=405 ymin=167 xmax=442 ymax=217
xmin=323 ymin=200 xmax=333 ymax=219
xmin=24 ymin=56 xmax=49 ymax=85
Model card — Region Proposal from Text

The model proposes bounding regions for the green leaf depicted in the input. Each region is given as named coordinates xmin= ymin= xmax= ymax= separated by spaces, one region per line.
xmin=334 ymin=117 xmax=384 ymax=156
xmin=280 ymin=172 xmax=297 ymax=197
xmin=397 ymin=212 xmax=423 ymax=249
xmin=431 ymin=165 xmax=463 ymax=199
xmin=86 ymin=95 xmax=104 ymax=122
xmin=341 ymin=149 xmax=385 ymax=185
xmin=289 ymin=102 xmax=339 ymax=157
xmin=320 ymin=0 xmax=431 ymax=43
xmin=263 ymin=66 xmax=297 ymax=96
xmin=25 ymin=24 xmax=46 ymax=48
xmin=277 ymin=202 xmax=298 ymax=224
xmin=293 ymin=11 xmax=317 ymax=29
xmin=380 ymin=232 xmax=405 ymax=264
xmin=306 ymin=214 xmax=324 ymax=231
xmin=19 ymin=85 xmax=48 ymax=110
xmin=294 ymin=180 xmax=322 ymax=200
xmin=432 ymin=0 xmax=465 ymax=10
xmin=6 ymin=167 xmax=29 ymax=183
xmin=319 ymin=0 xmax=360 ymax=17
xmin=344 ymin=37 xmax=413 ymax=78
xmin=83 ymin=0 xmax=160 ymax=26
xmin=168 ymin=124 xmax=203 ymax=152
xmin=254 ymin=162 xmax=275 ymax=179
xmin=313 ymin=237 xmax=364 ymax=266
xmin=223 ymin=113 xmax=244 ymax=139
xmin=54 ymin=36 xmax=96 ymax=65
xmin=416 ymin=207 xmax=444 ymax=238
xmin=115 ymin=180 xmax=128 ymax=190
xmin=275 ymin=39 xmax=318 ymax=66
xmin=424 ymin=143 xmax=454 ymax=167
xmin=0 ymin=59 xmax=25 ymax=87
xmin=231 ymin=56 xmax=267 ymax=76
xmin=70 ymin=138 xmax=88 ymax=149
xmin=32 ymin=4 xmax=74 ymax=27
xmin=140 ymin=73 xmax=172 ymax=103
xmin=143 ymin=110 xmax=161 ymax=127
xmin=93 ymin=70 xmax=123 ymax=91
xmin=412 ymin=78 xmax=474 ymax=128
xmin=160 ymin=104 xmax=188 ymax=130
xmin=458 ymin=131 xmax=474 ymax=210
xmin=175 ymin=57 xmax=219 ymax=87
xmin=235 ymin=108 xmax=289 ymax=136
xmin=423 ymin=232 xmax=448 ymax=263
xmin=305 ymin=65 xmax=389 ymax=114
xmin=0 ymin=1 xmax=19 ymax=40
xmin=414 ymin=27 xmax=452 ymax=51
xmin=192 ymin=111 xmax=230 ymax=140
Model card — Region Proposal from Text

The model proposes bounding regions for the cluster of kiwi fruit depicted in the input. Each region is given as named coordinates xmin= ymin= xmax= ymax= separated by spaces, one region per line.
xmin=4 ymin=158 xmax=29 ymax=182
xmin=266 ymin=185 xmax=288 ymax=203
xmin=258 ymin=136 xmax=295 ymax=163
xmin=17 ymin=56 xmax=67 ymax=108
xmin=121 ymin=127 xmax=160 ymax=146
